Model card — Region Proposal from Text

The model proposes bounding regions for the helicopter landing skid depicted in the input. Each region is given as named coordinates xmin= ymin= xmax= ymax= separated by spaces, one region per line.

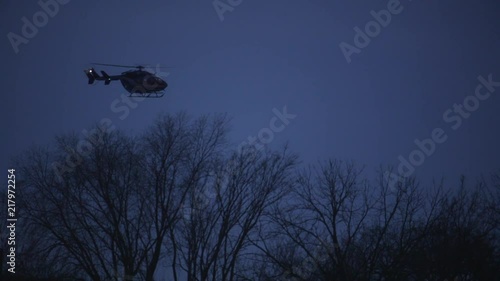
xmin=128 ymin=92 xmax=165 ymax=98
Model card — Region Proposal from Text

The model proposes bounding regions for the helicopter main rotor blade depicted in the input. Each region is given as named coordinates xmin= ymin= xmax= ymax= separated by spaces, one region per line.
xmin=133 ymin=64 xmax=177 ymax=69
xmin=91 ymin=63 xmax=178 ymax=70
xmin=91 ymin=63 xmax=139 ymax=68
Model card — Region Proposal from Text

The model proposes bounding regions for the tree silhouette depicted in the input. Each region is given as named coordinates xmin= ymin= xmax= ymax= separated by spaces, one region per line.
xmin=16 ymin=112 xmax=232 ymax=281
xmin=244 ymin=163 xmax=500 ymax=281
xmin=170 ymin=146 xmax=297 ymax=281
xmin=9 ymin=112 xmax=500 ymax=281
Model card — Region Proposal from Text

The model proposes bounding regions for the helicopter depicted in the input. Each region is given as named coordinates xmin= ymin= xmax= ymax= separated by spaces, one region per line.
xmin=84 ymin=63 xmax=169 ymax=98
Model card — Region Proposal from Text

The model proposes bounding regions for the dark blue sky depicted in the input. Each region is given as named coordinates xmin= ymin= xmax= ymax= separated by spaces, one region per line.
xmin=2 ymin=0 xmax=500 ymax=185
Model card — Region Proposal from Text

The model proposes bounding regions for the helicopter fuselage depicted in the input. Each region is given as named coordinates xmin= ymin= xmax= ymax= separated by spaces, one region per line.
xmin=119 ymin=70 xmax=168 ymax=94
xmin=84 ymin=68 xmax=168 ymax=95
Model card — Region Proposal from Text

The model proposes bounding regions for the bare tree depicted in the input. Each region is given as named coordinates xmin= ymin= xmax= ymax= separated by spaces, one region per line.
xmin=3 ymin=150 xmax=84 ymax=280
xmin=17 ymin=112 xmax=230 ymax=281
xmin=249 ymin=162 xmax=452 ymax=281
xmin=141 ymin=112 xmax=230 ymax=281
xmin=18 ymin=130 xmax=149 ymax=281
xmin=13 ymin=112 xmax=500 ymax=281
xmin=250 ymin=160 xmax=371 ymax=281
xmin=169 ymin=145 xmax=297 ymax=281
xmin=404 ymin=177 xmax=500 ymax=281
